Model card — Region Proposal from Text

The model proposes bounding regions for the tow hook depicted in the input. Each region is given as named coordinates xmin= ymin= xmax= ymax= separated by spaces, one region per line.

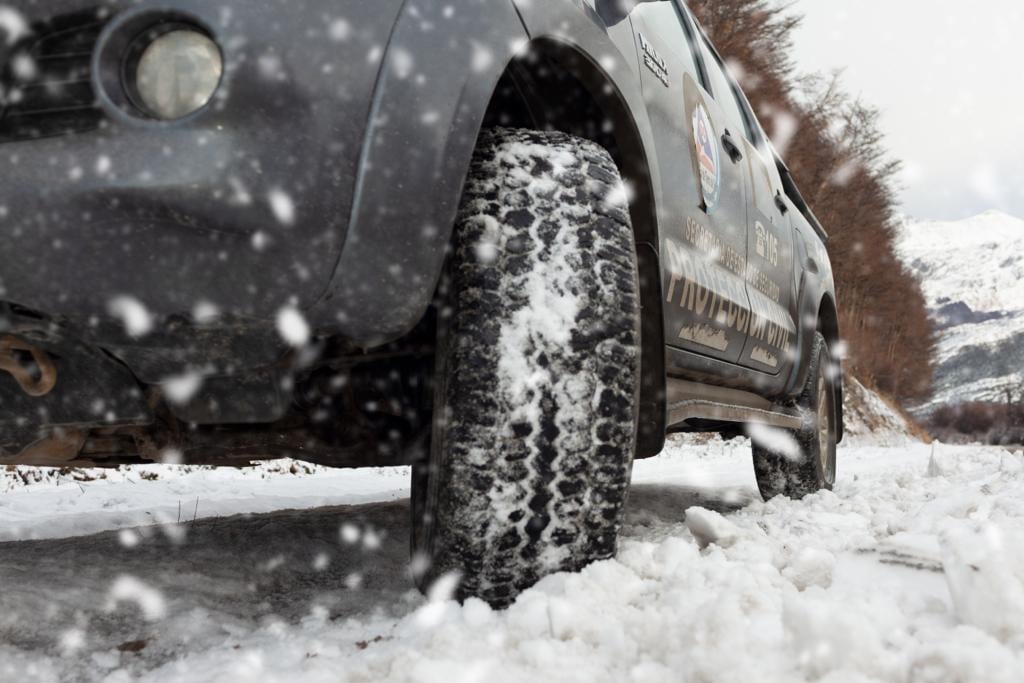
xmin=0 ymin=335 xmax=58 ymax=397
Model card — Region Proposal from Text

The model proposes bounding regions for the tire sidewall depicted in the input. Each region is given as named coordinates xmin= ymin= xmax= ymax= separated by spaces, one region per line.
xmin=811 ymin=344 xmax=835 ymax=489
xmin=410 ymin=276 xmax=452 ymax=587
xmin=810 ymin=342 xmax=838 ymax=490
xmin=752 ymin=332 xmax=837 ymax=500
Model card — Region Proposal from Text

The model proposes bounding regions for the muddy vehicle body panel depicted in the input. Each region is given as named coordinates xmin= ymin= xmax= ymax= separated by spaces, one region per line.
xmin=1 ymin=0 xmax=840 ymax=465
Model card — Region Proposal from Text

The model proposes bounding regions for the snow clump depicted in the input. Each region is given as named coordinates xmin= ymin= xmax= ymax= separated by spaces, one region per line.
xmin=275 ymin=305 xmax=310 ymax=347
xmin=107 ymin=295 xmax=154 ymax=337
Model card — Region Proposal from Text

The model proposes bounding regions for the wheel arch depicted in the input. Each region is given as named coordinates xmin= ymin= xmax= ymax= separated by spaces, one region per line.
xmin=482 ymin=37 xmax=667 ymax=459
xmin=317 ymin=3 xmax=669 ymax=456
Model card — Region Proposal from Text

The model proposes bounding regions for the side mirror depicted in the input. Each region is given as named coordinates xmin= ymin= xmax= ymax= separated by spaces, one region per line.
xmin=595 ymin=0 xmax=657 ymax=26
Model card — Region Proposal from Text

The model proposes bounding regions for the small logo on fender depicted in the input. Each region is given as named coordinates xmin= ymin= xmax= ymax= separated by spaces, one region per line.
xmin=638 ymin=32 xmax=670 ymax=88
xmin=692 ymin=103 xmax=720 ymax=211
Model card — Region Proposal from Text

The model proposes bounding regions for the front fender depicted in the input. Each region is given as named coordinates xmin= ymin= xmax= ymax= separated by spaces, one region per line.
xmin=510 ymin=0 xmax=662 ymax=211
xmin=310 ymin=0 xmax=529 ymax=346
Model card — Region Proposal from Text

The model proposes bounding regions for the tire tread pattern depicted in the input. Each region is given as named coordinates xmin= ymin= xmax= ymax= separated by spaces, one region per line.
xmin=427 ymin=127 xmax=641 ymax=606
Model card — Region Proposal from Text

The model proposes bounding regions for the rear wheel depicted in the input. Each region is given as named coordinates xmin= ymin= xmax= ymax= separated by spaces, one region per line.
xmin=411 ymin=127 xmax=641 ymax=607
xmin=752 ymin=333 xmax=837 ymax=500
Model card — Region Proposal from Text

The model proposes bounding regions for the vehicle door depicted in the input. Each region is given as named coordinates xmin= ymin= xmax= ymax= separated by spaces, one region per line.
xmin=628 ymin=1 xmax=752 ymax=366
xmin=694 ymin=35 xmax=800 ymax=376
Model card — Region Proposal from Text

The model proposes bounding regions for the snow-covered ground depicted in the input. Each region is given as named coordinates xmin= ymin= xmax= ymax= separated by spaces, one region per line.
xmin=3 ymin=437 xmax=1023 ymax=682
xmin=0 ymin=460 xmax=409 ymax=543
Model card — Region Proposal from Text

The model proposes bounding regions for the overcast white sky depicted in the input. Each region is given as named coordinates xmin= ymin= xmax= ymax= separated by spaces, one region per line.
xmin=790 ymin=0 xmax=1024 ymax=221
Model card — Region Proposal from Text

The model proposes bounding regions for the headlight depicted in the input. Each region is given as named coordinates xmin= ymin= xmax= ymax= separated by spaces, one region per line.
xmin=135 ymin=30 xmax=222 ymax=120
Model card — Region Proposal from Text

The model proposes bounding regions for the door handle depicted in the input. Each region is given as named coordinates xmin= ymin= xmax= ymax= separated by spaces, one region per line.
xmin=721 ymin=130 xmax=743 ymax=163
xmin=774 ymin=191 xmax=789 ymax=215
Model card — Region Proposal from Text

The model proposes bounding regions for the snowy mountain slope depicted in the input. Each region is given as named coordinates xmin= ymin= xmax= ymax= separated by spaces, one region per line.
xmin=2 ymin=440 xmax=1023 ymax=682
xmin=841 ymin=375 xmax=922 ymax=446
xmin=896 ymin=210 xmax=1024 ymax=409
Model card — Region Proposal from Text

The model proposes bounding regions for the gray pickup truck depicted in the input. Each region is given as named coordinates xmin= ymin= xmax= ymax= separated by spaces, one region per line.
xmin=1 ymin=0 xmax=841 ymax=605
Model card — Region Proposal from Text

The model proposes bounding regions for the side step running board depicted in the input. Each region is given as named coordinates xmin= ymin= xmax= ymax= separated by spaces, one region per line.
xmin=666 ymin=378 xmax=804 ymax=431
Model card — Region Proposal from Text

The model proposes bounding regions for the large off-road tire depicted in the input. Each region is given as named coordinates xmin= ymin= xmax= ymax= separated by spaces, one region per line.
xmin=752 ymin=333 xmax=837 ymax=500
xmin=411 ymin=127 xmax=641 ymax=607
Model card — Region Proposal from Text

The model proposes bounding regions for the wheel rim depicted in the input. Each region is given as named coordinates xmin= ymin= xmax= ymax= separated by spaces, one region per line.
xmin=816 ymin=374 xmax=835 ymax=483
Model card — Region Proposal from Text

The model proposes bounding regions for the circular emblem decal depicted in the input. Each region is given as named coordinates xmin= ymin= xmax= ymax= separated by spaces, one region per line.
xmin=692 ymin=103 xmax=721 ymax=211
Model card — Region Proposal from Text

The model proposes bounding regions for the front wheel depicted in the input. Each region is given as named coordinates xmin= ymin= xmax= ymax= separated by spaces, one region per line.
xmin=752 ymin=333 xmax=837 ymax=500
xmin=411 ymin=127 xmax=641 ymax=607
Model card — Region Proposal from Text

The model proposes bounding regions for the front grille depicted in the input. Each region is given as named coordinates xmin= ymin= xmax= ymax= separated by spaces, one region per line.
xmin=1 ymin=11 xmax=108 ymax=142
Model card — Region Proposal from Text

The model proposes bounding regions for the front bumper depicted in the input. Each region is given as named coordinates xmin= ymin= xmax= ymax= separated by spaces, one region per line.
xmin=1 ymin=0 xmax=403 ymax=339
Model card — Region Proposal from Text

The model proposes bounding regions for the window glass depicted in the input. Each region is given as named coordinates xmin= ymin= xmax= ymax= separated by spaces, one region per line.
xmin=698 ymin=37 xmax=754 ymax=142
xmin=732 ymin=83 xmax=788 ymax=188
